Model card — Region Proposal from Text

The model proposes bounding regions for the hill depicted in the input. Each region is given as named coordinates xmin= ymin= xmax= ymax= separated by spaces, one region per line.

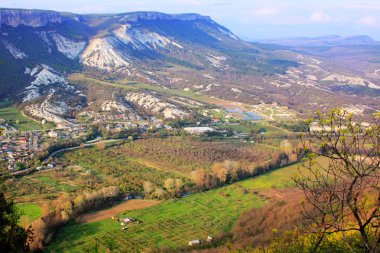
xmin=0 ymin=8 xmax=379 ymax=125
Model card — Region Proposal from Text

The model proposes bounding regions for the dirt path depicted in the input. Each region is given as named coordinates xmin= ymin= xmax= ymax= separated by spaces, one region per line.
xmin=77 ymin=199 xmax=161 ymax=223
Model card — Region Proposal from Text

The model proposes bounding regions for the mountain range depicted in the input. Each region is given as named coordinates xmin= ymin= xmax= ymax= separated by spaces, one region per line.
xmin=0 ymin=8 xmax=379 ymax=125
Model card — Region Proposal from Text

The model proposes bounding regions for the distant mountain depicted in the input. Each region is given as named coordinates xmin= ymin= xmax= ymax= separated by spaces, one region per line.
xmin=0 ymin=9 xmax=379 ymax=125
xmin=264 ymin=35 xmax=380 ymax=47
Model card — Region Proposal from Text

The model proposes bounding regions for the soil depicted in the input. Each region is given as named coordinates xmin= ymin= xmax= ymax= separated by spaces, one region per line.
xmin=77 ymin=199 xmax=161 ymax=223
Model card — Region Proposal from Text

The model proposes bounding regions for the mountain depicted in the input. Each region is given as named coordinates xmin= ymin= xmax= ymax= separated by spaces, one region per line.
xmin=264 ymin=35 xmax=380 ymax=47
xmin=0 ymin=9 xmax=379 ymax=125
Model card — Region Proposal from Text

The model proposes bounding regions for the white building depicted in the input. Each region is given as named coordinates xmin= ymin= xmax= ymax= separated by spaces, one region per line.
xmin=184 ymin=127 xmax=215 ymax=135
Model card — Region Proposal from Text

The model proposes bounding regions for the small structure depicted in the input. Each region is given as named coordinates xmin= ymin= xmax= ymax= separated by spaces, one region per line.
xmin=48 ymin=131 xmax=58 ymax=138
xmin=184 ymin=127 xmax=215 ymax=135
xmin=207 ymin=235 xmax=213 ymax=243
xmin=188 ymin=240 xmax=201 ymax=246
xmin=123 ymin=217 xmax=135 ymax=223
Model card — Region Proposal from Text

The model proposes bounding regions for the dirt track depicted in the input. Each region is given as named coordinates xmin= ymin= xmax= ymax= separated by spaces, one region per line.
xmin=77 ymin=199 xmax=161 ymax=223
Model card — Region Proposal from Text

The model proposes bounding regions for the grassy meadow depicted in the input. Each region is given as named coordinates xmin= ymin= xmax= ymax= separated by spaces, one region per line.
xmin=47 ymin=161 xmax=304 ymax=253
xmin=0 ymin=99 xmax=54 ymax=131
xmin=16 ymin=202 xmax=42 ymax=226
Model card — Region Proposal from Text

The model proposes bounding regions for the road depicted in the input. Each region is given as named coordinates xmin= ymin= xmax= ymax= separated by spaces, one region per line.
xmin=10 ymin=138 xmax=128 ymax=176
xmin=45 ymin=138 xmax=128 ymax=161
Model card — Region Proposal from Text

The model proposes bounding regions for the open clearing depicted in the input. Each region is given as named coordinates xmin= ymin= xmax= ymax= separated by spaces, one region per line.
xmin=47 ymin=161 xmax=311 ymax=253
xmin=16 ymin=203 xmax=42 ymax=225
xmin=78 ymin=200 xmax=161 ymax=223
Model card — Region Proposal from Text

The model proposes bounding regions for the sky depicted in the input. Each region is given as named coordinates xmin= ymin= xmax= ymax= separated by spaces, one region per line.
xmin=1 ymin=0 xmax=380 ymax=40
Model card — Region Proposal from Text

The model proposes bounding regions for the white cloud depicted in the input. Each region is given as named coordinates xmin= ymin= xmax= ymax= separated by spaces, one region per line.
xmin=358 ymin=16 xmax=377 ymax=26
xmin=309 ymin=11 xmax=331 ymax=23
xmin=253 ymin=8 xmax=279 ymax=16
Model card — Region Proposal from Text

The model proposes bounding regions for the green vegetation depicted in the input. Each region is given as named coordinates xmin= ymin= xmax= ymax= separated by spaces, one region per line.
xmin=218 ymin=121 xmax=286 ymax=136
xmin=0 ymin=99 xmax=54 ymax=131
xmin=0 ymin=191 xmax=30 ymax=252
xmin=69 ymin=73 xmax=210 ymax=103
xmin=47 ymin=161 xmax=303 ymax=252
xmin=16 ymin=202 xmax=42 ymax=224
xmin=7 ymin=150 xmax=183 ymax=203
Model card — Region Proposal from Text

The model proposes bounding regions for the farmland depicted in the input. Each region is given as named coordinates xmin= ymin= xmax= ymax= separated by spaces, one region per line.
xmin=6 ymin=136 xmax=283 ymax=205
xmin=0 ymin=99 xmax=54 ymax=131
xmin=47 ymin=161 xmax=303 ymax=252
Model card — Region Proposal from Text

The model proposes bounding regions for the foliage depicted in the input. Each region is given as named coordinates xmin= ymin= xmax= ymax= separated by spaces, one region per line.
xmin=0 ymin=190 xmax=31 ymax=252
xmin=295 ymin=109 xmax=380 ymax=252
xmin=28 ymin=186 xmax=122 ymax=251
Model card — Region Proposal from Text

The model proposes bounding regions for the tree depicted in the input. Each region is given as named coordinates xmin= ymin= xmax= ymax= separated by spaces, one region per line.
xmin=212 ymin=163 xmax=229 ymax=184
xmin=96 ymin=141 xmax=106 ymax=150
xmin=0 ymin=190 xmax=31 ymax=252
xmin=143 ymin=181 xmax=155 ymax=197
xmin=163 ymin=178 xmax=176 ymax=197
xmin=294 ymin=109 xmax=380 ymax=252
xmin=191 ymin=169 xmax=211 ymax=189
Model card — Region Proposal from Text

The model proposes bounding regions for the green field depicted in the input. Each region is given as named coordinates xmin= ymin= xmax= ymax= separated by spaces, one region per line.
xmin=218 ymin=121 xmax=287 ymax=136
xmin=0 ymin=99 xmax=54 ymax=131
xmin=47 ymin=162 xmax=303 ymax=253
xmin=16 ymin=203 xmax=42 ymax=225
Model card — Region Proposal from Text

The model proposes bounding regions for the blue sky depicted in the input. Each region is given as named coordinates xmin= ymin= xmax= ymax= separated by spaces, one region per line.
xmin=1 ymin=0 xmax=379 ymax=40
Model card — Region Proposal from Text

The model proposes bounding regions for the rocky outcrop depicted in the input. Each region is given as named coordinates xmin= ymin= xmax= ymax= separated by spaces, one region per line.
xmin=0 ymin=9 xmax=61 ymax=28
xmin=119 ymin=12 xmax=211 ymax=23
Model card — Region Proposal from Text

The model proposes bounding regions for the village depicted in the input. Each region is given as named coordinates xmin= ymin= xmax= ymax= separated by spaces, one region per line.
xmin=0 ymin=103 xmax=292 ymax=175
xmin=0 ymin=124 xmax=91 ymax=171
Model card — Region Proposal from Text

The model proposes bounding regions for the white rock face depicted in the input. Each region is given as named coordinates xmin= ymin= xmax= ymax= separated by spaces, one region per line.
xmin=51 ymin=33 xmax=86 ymax=59
xmin=205 ymin=54 xmax=227 ymax=68
xmin=343 ymin=105 xmax=370 ymax=115
xmin=23 ymin=65 xmax=67 ymax=102
xmin=2 ymin=40 xmax=27 ymax=59
xmin=80 ymin=37 xmax=130 ymax=71
xmin=231 ymin=88 xmax=242 ymax=93
xmin=217 ymin=27 xmax=238 ymax=40
xmin=322 ymin=74 xmax=380 ymax=89
xmin=125 ymin=92 xmax=188 ymax=119
xmin=101 ymin=100 xmax=131 ymax=113
xmin=25 ymin=92 xmax=72 ymax=126
xmin=113 ymin=24 xmax=183 ymax=50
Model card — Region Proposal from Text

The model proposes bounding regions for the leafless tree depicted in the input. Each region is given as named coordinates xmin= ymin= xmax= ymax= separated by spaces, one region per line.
xmin=294 ymin=109 xmax=380 ymax=252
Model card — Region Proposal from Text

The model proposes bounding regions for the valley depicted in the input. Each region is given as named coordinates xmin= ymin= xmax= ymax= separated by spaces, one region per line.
xmin=0 ymin=6 xmax=379 ymax=253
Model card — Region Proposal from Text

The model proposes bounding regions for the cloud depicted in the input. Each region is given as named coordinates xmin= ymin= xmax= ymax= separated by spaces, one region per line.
xmin=253 ymin=8 xmax=279 ymax=16
xmin=309 ymin=11 xmax=331 ymax=23
xmin=358 ymin=16 xmax=377 ymax=26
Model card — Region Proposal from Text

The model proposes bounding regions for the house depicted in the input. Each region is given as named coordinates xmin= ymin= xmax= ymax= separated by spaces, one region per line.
xmin=188 ymin=240 xmax=201 ymax=246
xmin=207 ymin=236 xmax=213 ymax=243
xmin=48 ymin=131 xmax=58 ymax=138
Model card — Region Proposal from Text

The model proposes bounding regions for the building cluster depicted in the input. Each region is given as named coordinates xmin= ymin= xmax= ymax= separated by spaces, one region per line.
xmin=0 ymin=125 xmax=90 ymax=171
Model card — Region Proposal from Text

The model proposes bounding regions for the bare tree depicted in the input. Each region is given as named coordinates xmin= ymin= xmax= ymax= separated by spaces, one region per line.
xmin=294 ymin=109 xmax=380 ymax=252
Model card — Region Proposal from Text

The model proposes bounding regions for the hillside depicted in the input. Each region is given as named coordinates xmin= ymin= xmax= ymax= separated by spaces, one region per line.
xmin=0 ymin=8 xmax=379 ymax=126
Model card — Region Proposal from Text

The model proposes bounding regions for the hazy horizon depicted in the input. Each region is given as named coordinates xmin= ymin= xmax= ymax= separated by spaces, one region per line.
xmin=1 ymin=1 xmax=379 ymax=41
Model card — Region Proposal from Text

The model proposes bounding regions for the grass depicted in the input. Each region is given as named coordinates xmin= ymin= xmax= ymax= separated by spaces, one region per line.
xmin=47 ymin=161 xmax=307 ymax=253
xmin=218 ymin=121 xmax=288 ymax=136
xmin=16 ymin=203 xmax=42 ymax=225
xmin=48 ymin=185 xmax=264 ymax=252
xmin=69 ymin=73 xmax=211 ymax=103
xmin=0 ymin=99 xmax=54 ymax=131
